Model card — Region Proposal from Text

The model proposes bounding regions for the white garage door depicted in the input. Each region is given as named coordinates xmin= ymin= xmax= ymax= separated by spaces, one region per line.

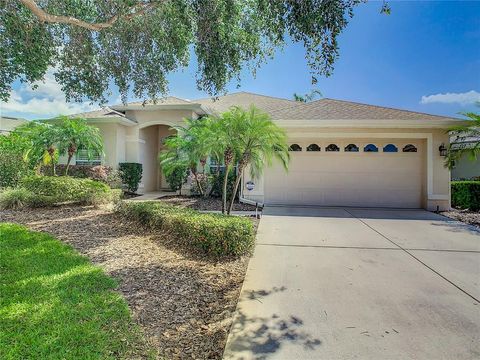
xmin=264 ymin=141 xmax=424 ymax=208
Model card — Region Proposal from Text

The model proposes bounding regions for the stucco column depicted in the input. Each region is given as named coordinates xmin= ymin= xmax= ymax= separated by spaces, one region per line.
xmin=125 ymin=127 xmax=142 ymax=163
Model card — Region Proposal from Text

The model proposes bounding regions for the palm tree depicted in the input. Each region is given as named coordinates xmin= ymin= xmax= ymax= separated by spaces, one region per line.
xmin=293 ymin=89 xmax=322 ymax=103
xmin=447 ymin=111 xmax=480 ymax=169
xmin=202 ymin=113 xmax=240 ymax=213
xmin=14 ymin=121 xmax=62 ymax=175
xmin=57 ymin=116 xmax=104 ymax=175
xmin=159 ymin=118 xmax=211 ymax=196
xmin=225 ymin=106 xmax=290 ymax=215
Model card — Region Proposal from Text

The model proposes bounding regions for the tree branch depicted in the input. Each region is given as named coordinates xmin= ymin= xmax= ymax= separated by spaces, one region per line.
xmin=18 ymin=0 xmax=158 ymax=31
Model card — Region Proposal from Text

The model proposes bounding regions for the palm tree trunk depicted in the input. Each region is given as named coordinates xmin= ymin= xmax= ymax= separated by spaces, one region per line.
xmin=227 ymin=161 xmax=246 ymax=215
xmin=48 ymin=147 xmax=56 ymax=176
xmin=65 ymin=154 xmax=73 ymax=176
xmin=65 ymin=144 xmax=76 ymax=176
xmin=191 ymin=168 xmax=204 ymax=196
xmin=221 ymin=166 xmax=230 ymax=214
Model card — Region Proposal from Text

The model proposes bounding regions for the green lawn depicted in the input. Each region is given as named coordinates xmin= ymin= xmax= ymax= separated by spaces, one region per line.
xmin=0 ymin=223 xmax=154 ymax=359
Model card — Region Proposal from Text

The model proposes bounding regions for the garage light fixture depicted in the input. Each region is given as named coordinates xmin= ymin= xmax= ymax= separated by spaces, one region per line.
xmin=438 ymin=144 xmax=448 ymax=157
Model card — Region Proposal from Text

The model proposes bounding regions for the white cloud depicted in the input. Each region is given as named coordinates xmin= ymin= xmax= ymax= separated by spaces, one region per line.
xmin=420 ymin=90 xmax=480 ymax=106
xmin=0 ymin=68 xmax=97 ymax=118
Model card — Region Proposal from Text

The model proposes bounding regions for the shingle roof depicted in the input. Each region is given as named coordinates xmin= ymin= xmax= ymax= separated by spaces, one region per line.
xmin=195 ymin=91 xmax=297 ymax=114
xmin=71 ymin=107 xmax=127 ymax=119
xmin=123 ymin=96 xmax=193 ymax=107
xmin=269 ymin=98 xmax=461 ymax=121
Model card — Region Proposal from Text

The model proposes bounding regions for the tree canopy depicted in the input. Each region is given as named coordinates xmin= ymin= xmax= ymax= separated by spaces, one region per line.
xmin=1 ymin=0 xmax=388 ymax=104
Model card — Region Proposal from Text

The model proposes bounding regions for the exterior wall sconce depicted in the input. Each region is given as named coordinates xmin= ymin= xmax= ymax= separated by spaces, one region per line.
xmin=439 ymin=144 xmax=448 ymax=157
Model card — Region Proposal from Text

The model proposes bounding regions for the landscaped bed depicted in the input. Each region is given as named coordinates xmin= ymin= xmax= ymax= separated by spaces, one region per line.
xmin=157 ymin=195 xmax=258 ymax=212
xmin=0 ymin=205 xmax=250 ymax=359
xmin=441 ymin=208 xmax=480 ymax=229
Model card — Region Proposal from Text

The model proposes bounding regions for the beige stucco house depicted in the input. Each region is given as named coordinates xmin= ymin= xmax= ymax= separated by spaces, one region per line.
xmin=66 ymin=92 xmax=466 ymax=211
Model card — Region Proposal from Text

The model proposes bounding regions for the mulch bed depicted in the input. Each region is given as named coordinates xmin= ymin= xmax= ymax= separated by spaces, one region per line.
xmin=158 ymin=195 xmax=258 ymax=212
xmin=1 ymin=205 xmax=250 ymax=359
xmin=441 ymin=208 xmax=480 ymax=229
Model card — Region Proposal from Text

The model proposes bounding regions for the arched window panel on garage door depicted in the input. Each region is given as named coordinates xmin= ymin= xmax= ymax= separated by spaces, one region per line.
xmin=363 ymin=144 xmax=379 ymax=152
xmin=383 ymin=144 xmax=398 ymax=153
xmin=326 ymin=144 xmax=340 ymax=152
xmin=344 ymin=144 xmax=359 ymax=152
xmin=307 ymin=144 xmax=321 ymax=152
xmin=402 ymin=144 xmax=418 ymax=152
xmin=288 ymin=143 xmax=302 ymax=152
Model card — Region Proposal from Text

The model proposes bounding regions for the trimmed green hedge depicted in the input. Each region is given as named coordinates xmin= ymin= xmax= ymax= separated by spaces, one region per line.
xmin=116 ymin=201 xmax=255 ymax=256
xmin=0 ymin=176 xmax=121 ymax=209
xmin=119 ymin=163 xmax=142 ymax=193
xmin=451 ymin=181 xmax=480 ymax=211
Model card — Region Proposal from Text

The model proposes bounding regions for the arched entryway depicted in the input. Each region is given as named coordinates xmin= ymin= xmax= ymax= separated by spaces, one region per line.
xmin=139 ymin=124 xmax=176 ymax=192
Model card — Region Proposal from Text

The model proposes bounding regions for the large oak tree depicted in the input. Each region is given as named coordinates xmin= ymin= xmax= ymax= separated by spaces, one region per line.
xmin=1 ymin=0 xmax=389 ymax=103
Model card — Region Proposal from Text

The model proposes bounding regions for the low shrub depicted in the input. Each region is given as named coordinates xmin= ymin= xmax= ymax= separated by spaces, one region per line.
xmin=0 ymin=188 xmax=34 ymax=210
xmin=40 ymin=165 xmax=122 ymax=188
xmin=209 ymin=171 xmax=239 ymax=200
xmin=0 ymin=176 xmax=119 ymax=209
xmin=164 ymin=163 xmax=189 ymax=194
xmin=0 ymin=135 xmax=32 ymax=188
xmin=119 ymin=162 xmax=143 ymax=193
xmin=41 ymin=164 xmax=94 ymax=178
xmin=116 ymin=201 xmax=255 ymax=256
xmin=451 ymin=181 xmax=480 ymax=211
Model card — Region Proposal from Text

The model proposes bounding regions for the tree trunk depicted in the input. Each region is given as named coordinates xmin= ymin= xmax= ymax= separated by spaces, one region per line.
xmin=221 ymin=166 xmax=230 ymax=214
xmin=222 ymin=147 xmax=234 ymax=214
xmin=65 ymin=144 xmax=76 ymax=175
xmin=191 ymin=168 xmax=204 ymax=196
xmin=65 ymin=154 xmax=73 ymax=175
xmin=227 ymin=160 xmax=246 ymax=215
xmin=48 ymin=147 xmax=56 ymax=176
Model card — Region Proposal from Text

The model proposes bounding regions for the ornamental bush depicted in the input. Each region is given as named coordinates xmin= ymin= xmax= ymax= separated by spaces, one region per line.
xmin=0 ymin=134 xmax=32 ymax=188
xmin=116 ymin=201 xmax=255 ymax=256
xmin=0 ymin=175 xmax=120 ymax=209
xmin=164 ymin=163 xmax=188 ymax=194
xmin=209 ymin=171 xmax=238 ymax=200
xmin=451 ymin=181 xmax=480 ymax=211
xmin=119 ymin=163 xmax=143 ymax=193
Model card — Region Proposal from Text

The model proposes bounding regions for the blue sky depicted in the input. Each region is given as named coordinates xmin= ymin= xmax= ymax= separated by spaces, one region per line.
xmin=1 ymin=0 xmax=479 ymax=120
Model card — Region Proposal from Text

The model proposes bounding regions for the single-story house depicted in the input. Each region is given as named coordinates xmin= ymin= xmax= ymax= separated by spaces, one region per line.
xmin=0 ymin=116 xmax=28 ymax=135
xmin=450 ymin=135 xmax=480 ymax=180
xmin=63 ymin=92 xmax=467 ymax=211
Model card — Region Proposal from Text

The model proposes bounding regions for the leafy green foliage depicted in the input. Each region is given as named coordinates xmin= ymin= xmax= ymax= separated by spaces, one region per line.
xmin=447 ymin=112 xmax=480 ymax=169
xmin=119 ymin=162 xmax=143 ymax=193
xmin=56 ymin=116 xmax=104 ymax=175
xmin=0 ymin=0 xmax=370 ymax=102
xmin=116 ymin=201 xmax=255 ymax=256
xmin=164 ymin=163 xmax=189 ymax=194
xmin=0 ymin=223 xmax=154 ymax=359
xmin=0 ymin=175 xmax=119 ymax=209
xmin=292 ymin=89 xmax=322 ymax=102
xmin=159 ymin=118 xmax=212 ymax=196
xmin=0 ymin=133 xmax=32 ymax=188
xmin=0 ymin=188 xmax=33 ymax=209
xmin=210 ymin=171 xmax=238 ymax=200
xmin=218 ymin=106 xmax=290 ymax=214
xmin=12 ymin=120 xmax=63 ymax=174
xmin=451 ymin=181 xmax=480 ymax=211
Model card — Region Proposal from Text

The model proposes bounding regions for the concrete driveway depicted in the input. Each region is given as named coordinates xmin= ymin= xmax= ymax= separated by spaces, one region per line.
xmin=224 ymin=207 xmax=480 ymax=360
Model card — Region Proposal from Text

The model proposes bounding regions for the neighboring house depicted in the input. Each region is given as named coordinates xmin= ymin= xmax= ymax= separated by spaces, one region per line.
xmin=450 ymin=135 xmax=480 ymax=180
xmin=0 ymin=116 xmax=28 ymax=134
xmin=61 ymin=92 xmax=466 ymax=211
